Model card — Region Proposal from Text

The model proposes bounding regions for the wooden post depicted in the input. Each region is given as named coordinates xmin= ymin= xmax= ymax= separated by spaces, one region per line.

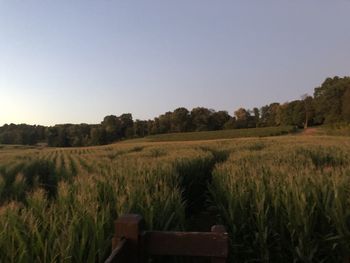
xmin=211 ymin=225 xmax=228 ymax=263
xmin=108 ymin=214 xmax=229 ymax=263
xmin=105 ymin=239 xmax=128 ymax=263
xmin=114 ymin=214 xmax=144 ymax=263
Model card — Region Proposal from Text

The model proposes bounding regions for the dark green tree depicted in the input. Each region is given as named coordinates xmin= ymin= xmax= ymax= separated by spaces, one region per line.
xmin=301 ymin=94 xmax=314 ymax=128
xmin=234 ymin=108 xmax=250 ymax=128
xmin=47 ymin=127 xmax=59 ymax=147
xmin=212 ymin=111 xmax=231 ymax=130
xmin=149 ymin=118 xmax=160 ymax=135
xmin=90 ymin=126 xmax=107 ymax=145
xmin=260 ymin=103 xmax=280 ymax=127
xmin=313 ymin=76 xmax=350 ymax=124
xmin=134 ymin=120 xmax=147 ymax=137
xmin=280 ymin=100 xmax=305 ymax=127
xmin=190 ymin=107 xmax=213 ymax=131
xmin=119 ymin=113 xmax=134 ymax=138
xmin=158 ymin=112 xmax=172 ymax=133
xmin=102 ymin=115 xmax=121 ymax=142
xmin=223 ymin=117 xmax=237 ymax=129
xmin=171 ymin=107 xmax=190 ymax=132
xmin=342 ymin=87 xmax=350 ymax=122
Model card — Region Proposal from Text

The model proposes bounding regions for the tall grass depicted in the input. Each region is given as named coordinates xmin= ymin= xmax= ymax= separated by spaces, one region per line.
xmin=0 ymin=136 xmax=349 ymax=262
xmin=0 ymin=144 xmax=214 ymax=262
xmin=210 ymin=143 xmax=350 ymax=262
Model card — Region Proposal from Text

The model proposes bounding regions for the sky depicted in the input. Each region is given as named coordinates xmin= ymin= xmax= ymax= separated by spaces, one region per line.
xmin=1 ymin=0 xmax=350 ymax=126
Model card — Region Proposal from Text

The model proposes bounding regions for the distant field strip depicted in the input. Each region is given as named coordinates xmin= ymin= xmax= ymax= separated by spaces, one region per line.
xmin=143 ymin=126 xmax=296 ymax=142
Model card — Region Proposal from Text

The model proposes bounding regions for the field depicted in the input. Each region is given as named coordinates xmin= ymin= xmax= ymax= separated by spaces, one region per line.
xmin=0 ymin=132 xmax=350 ymax=262
xmin=139 ymin=126 xmax=297 ymax=142
xmin=318 ymin=124 xmax=350 ymax=137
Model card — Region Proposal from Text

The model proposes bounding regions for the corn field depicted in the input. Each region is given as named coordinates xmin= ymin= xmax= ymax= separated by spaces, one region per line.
xmin=0 ymin=135 xmax=349 ymax=262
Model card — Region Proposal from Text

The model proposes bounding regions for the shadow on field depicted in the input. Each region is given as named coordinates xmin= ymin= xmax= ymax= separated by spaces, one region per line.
xmin=151 ymin=148 xmax=230 ymax=263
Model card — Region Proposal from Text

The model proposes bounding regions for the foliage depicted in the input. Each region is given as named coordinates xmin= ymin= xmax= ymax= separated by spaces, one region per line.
xmin=0 ymin=124 xmax=46 ymax=145
xmin=209 ymin=138 xmax=350 ymax=262
xmin=313 ymin=76 xmax=350 ymax=124
xmin=1 ymin=76 xmax=350 ymax=147
xmin=0 ymin=136 xmax=350 ymax=262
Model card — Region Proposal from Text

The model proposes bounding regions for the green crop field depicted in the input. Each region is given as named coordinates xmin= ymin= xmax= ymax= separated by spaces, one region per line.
xmin=139 ymin=125 xmax=297 ymax=142
xmin=0 ymin=133 xmax=350 ymax=262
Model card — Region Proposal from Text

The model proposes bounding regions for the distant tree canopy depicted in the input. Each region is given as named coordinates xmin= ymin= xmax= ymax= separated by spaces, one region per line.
xmin=0 ymin=124 xmax=46 ymax=145
xmin=313 ymin=76 xmax=350 ymax=124
xmin=1 ymin=76 xmax=349 ymax=147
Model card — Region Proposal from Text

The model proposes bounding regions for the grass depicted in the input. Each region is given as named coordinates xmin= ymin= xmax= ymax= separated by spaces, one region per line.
xmin=209 ymin=139 xmax=350 ymax=262
xmin=317 ymin=124 xmax=350 ymax=136
xmin=0 ymin=134 xmax=349 ymax=262
xmin=139 ymin=126 xmax=297 ymax=142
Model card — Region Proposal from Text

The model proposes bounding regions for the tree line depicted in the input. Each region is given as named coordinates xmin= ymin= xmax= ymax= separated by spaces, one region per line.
xmin=1 ymin=76 xmax=349 ymax=147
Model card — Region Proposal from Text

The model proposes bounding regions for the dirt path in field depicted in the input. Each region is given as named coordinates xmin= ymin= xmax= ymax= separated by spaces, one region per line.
xmin=178 ymin=150 xmax=229 ymax=263
xmin=300 ymin=128 xmax=319 ymax=136
xmin=183 ymin=149 xmax=229 ymax=233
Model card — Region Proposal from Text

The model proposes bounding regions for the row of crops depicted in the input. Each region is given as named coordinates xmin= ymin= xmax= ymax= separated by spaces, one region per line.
xmin=0 ymin=136 xmax=350 ymax=262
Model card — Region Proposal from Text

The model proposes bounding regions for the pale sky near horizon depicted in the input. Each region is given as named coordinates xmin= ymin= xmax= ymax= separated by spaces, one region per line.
xmin=1 ymin=0 xmax=350 ymax=126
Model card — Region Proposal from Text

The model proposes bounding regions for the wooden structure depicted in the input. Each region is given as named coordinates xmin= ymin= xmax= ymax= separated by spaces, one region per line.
xmin=105 ymin=214 xmax=228 ymax=263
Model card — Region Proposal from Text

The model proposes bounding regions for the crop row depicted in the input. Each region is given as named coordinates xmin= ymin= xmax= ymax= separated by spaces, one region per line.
xmin=1 ymin=136 xmax=350 ymax=262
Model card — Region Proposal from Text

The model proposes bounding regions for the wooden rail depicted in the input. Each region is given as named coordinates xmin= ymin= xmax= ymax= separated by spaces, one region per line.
xmin=105 ymin=214 xmax=228 ymax=263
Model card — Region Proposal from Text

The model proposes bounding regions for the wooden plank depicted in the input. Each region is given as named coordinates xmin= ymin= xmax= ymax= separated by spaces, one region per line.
xmin=107 ymin=214 xmax=229 ymax=262
xmin=105 ymin=238 xmax=128 ymax=263
xmin=114 ymin=214 xmax=144 ymax=263
xmin=115 ymin=214 xmax=143 ymax=240
xmin=144 ymin=229 xmax=228 ymax=258
xmin=211 ymin=225 xmax=228 ymax=263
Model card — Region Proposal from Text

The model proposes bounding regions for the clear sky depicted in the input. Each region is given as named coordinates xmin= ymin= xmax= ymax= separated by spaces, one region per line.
xmin=1 ymin=0 xmax=350 ymax=126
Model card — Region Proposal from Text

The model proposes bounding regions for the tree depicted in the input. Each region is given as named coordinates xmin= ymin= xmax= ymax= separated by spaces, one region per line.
xmin=234 ymin=108 xmax=249 ymax=121
xmin=223 ymin=117 xmax=237 ymax=130
xmin=158 ymin=112 xmax=172 ymax=133
xmin=342 ymin=87 xmax=350 ymax=122
xmin=134 ymin=120 xmax=148 ymax=137
xmin=102 ymin=115 xmax=121 ymax=142
xmin=119 ymin=113 xmax=134 ymax=138
xmin=278 ymin=103 xmax=291 ymax=126
xmin=0 ymin=124 xmax=46 ymax=145
xmin=234 ymin=108 xmax=250 ymax=128
xmin=253 ymin=108 xmax=260 ymax=127
xmin=291 ymin=101 xmax=305 ymax=127
xmin=212 ymin=111 xmax=231 ymax=130
xmin=90 ymin=126 xmax=107 ymax=145
xmin=171 ymin=107 xmax=190 ymax=132
xmin=190 ymin=107 xmax=213 ymax=131
xmin=301 ymin=94 xmax=314 ymax=129
xmin=149 ymin=118 xmax=160 ymax=135
xmin=313 ymin=76 xmax=350 ymax=124
xmin=47 ymin=127 xmax=59 ymax=147
xmin=278 ymin=101 xmax=304 ymax=127
xmin=58 ymin=125 xmax=70 ymax=147
xmin=260 ymin=103 xmax=280 ymax=127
